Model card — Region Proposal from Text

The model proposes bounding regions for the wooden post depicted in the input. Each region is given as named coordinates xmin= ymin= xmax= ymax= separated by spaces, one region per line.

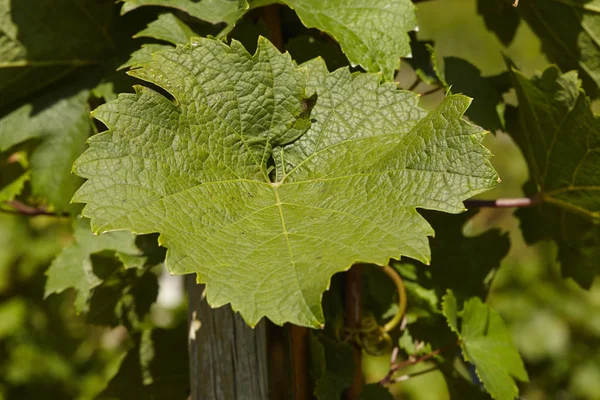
xmin=187 ymin=277 xmax=270 ymax=400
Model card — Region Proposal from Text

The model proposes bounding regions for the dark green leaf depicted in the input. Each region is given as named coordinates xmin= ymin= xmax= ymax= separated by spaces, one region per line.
xmin=44 ymin=219 xmax=142 ymax=311
xmin=515 ymin=0 xmax=600 ymax=96
xmin=309 ymin=332 xmax=355 ymax=400
xmin=444 ymin=57 xmax=506 ymax=132
xmin=0 ymin=88 xmax=92 ymax=211
xmin=476 ymin=0 xmax=520 ymax=46
xmin=358 ymin=383 xmax=394 ymax=400
xmin=0 ymin=0 xmax=114 ymax=109
xmin=509 ymin=65 xmax=600 ymax=286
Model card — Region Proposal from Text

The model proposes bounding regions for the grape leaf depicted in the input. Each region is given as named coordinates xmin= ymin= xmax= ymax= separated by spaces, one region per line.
xmin=509 ymin=65 xmax=600 ymax=286
xmin=444 ymin=57 xmax=508 ymax=133
xmin=515 ymin=0 xmax=600 ymax=96
xmin=476 ymin=0 xmax=520 ymax=46
xmin=0 ymin=157 xmax=29 ymax=203
xmin=134 ymin=13 xmax=199 ymax=45
xmin=120 ymin=13 xmax=202 ymax=71
xmin=45 ymin=218 xmax=143 ymax=311
xmin=0 ymin=88 xmax=92 ymax=212
xmin=73 ymin=37 xmax=498 ymax=327
xmin=100 ymin=322 xmax=189 ymax=399
xmin=309 ymin=332 xmax=355 ymax=400
xmin=0 ymin=0 xmax=114 ymax=109
xmin=277 ymin=0 xmax=416 ymax=80
xmin=442 ymin=291 xmax=528 ymax=400
xmin=119 ymin=0 xmax=246 ymax=31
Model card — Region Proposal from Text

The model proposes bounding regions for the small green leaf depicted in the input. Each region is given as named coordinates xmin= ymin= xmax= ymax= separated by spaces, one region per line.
xmin=279 ymin=0 xmax=416 ymax=80
xmin=0 ymin=89 xmax=92 ymax=212
xmin=442 ymin=291 xmax=528 ymax=400
xmin=45 ymin=218 xmax=142 ymax=311
xmin=74 ymin=37 xmax=497 ymax=327
xmin=134 ymin=13 xmax=199 ymax=45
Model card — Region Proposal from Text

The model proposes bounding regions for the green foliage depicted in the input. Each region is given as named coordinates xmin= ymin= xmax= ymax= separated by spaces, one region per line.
xmin=44 ymin=218 xmax=143 ymax=312
xmin=275 ymin=0 xmax=417 ymax=80
xmin=120 ymin=0 xmax=244 ymax=29
xmin=0 ymin=0 xmax=114 ymax=109
xmin=512 ymin=0 xmax=600 ymax=96
xmin=2 ymin=0 xmax=600 ymax=398
xmin=309 ymin=332 xmax=355 ymax=399
xmin=443 ymin=291 xmax=528 ymax=400
xmin=509 ymin=65 xmax=600 ymax=286
xmin=73 ymin=36 xmax=496 ymax=327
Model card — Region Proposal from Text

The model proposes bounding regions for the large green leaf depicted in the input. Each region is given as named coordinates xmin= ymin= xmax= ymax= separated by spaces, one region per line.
xmin=514 ymin=0 xmax=600 ymax=96
xmin=442 ymin=291 xmax=528 ymax=400
xmin=45 ymin=219 xmax=142 ymax=312
xmin=0 ymin=0 xmax=114 ymax=109
xmin=277 ymin=0 xmax=416 ymax=80
xmin=509 ymin=66 xmax=600 ymax=286
xmin=0 ymin=89 xmax=92 ymax=211
xmin=73 ymin=37 xmax=497 ymax=327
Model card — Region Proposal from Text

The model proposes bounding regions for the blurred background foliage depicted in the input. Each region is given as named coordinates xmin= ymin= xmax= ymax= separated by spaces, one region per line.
xmin=1 ymin=0 xmax=599 ymax=399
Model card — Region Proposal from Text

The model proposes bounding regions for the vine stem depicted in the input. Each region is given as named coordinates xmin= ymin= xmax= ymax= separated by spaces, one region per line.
xmin=345 ymin=264 xmax=364 ymax=399
xmin=463 ymin=197 xmax=536 ymax=209
xmin=2 ymin=200 xmax=66 ymax=217
xmin=381 ymin=265 xmax=407 ymax=333
xmin=379 ymin=342 xmax=458 ymax=386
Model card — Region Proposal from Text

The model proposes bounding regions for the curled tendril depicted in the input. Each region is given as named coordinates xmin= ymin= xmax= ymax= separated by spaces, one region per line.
xmin=340 ymin=265 xmax=407 ymax=356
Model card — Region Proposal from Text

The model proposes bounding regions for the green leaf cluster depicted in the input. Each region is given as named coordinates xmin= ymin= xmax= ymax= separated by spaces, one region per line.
xmin=2 ymin=0 xmax=600 ymax=399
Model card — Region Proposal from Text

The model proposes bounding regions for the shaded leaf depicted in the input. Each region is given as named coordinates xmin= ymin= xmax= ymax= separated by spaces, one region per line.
xmin=509 ymin=65 xmax=600 ymax=286
xmin=74 ymin=37 xmax=497 ymax=327
xmin=45 ymin=219 xmax=142 ymax=312
xmin=286 ymin=35 xmax=348 ymax=72
xmin=444 ymin=57 xmax=507 ymax=133
xmin=119 ymin=0 xmax=246 ymax=34
xmin=396 ymin=210 xmax=510 ymax=301
xmin=0 ymin=89 xmax=92 ymax=211
xmin=476 ymin=0 xmax=521 ymax=46
xmin=0 ymin=0 xmax=114 ymax=109
xmin=515 ymin=0 xmax=600 ymax=96
xmin=100 ymin=322 xmax=189 ymax=399
xmin=442 ymin=291 xmax=528 ymax=400
xmin=309 ymin=332 xmax=355 ymax=400
xmin=358 ymin=383 xmax=394 ymax=400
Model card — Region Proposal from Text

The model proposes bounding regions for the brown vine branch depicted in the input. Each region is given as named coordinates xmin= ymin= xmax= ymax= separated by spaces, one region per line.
xmin=379 ymin=341 xmax=458 ymax=386
xmin=392 ymin=366 xmax=439 ymax=383
xmin=420 ymin=86 xmax=443 ymax=96
xmin=1 ymin=200 xmax=66 ymax=217
xmin=345 ymin=264 xmax=364 ymax=400
xmin=463 ymin=196 xmax=536 ymax=209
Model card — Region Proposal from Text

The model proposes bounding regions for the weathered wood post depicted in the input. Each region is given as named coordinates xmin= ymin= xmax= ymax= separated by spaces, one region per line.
xmin=187 ymin=278 xmax=270 ymax=399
